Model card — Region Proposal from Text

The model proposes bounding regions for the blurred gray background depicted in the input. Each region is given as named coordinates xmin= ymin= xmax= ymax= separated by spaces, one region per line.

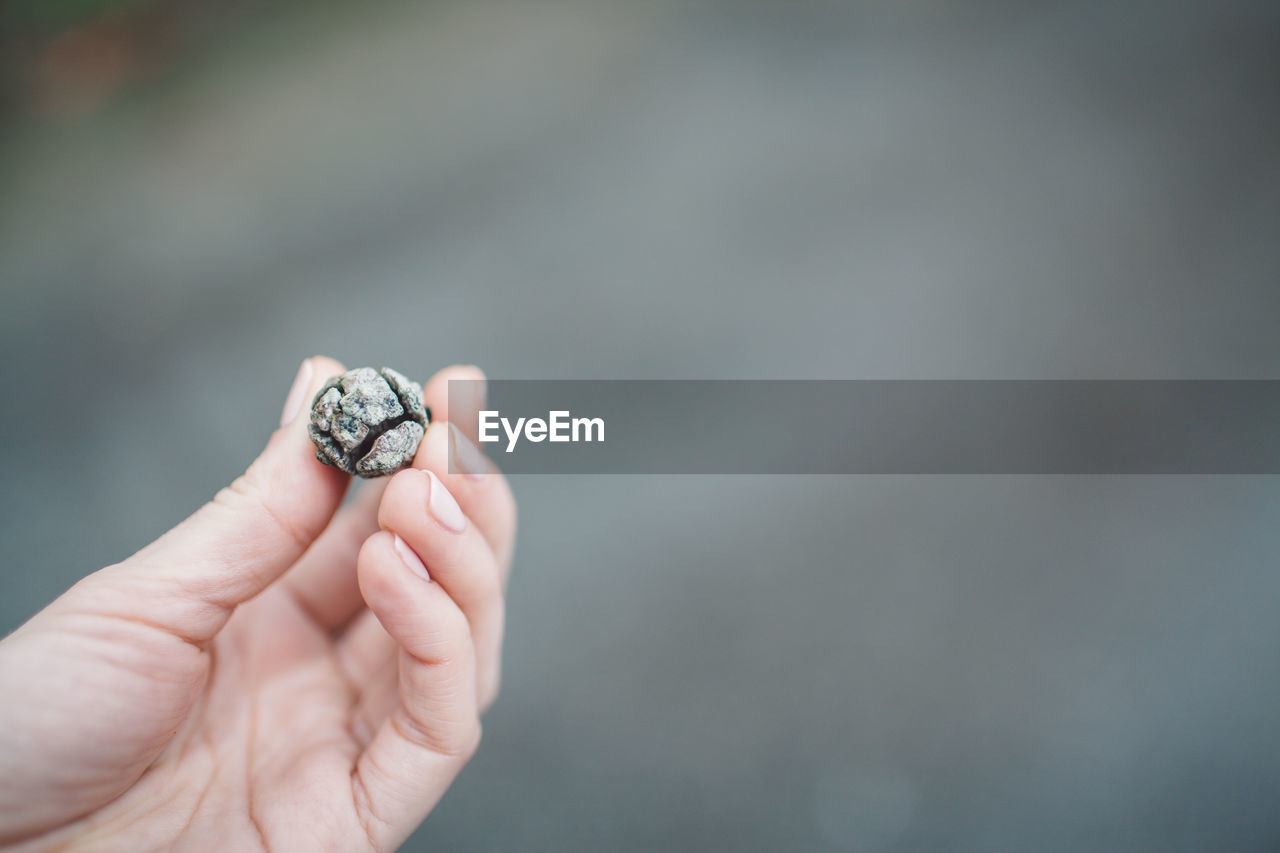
xmin=3 ymin=0 xmax=1279 ymax=849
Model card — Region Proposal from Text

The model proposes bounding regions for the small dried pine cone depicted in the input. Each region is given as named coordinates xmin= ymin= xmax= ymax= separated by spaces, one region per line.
xmin=307 ymin=366 xmax=429 ymax=477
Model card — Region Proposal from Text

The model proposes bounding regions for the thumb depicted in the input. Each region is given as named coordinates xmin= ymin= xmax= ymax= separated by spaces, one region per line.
xmin=77 ymin=356 xmax=352 ymax=644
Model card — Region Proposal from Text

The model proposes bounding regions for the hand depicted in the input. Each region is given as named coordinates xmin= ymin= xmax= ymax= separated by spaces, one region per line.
xmin=0 ymin=357 xmax=516 ymax=852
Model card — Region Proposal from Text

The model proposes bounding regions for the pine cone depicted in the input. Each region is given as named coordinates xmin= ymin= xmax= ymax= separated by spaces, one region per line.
xmin=308 ymin=367 xmax=429 ymax=477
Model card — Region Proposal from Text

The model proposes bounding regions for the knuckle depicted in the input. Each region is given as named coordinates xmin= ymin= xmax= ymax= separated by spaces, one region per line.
xmin=394 ymin=709 xmax=481 ymax=761
xmin=405 ymin=642 xmax=461 ymax=670
xmin=215 ymin=468 xmax=315 ymax=552
xmin=405 ymin=607 xmax=473 ymax=667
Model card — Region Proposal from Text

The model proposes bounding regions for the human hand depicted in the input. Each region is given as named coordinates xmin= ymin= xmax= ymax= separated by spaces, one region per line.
xmin=0 ymin=357 xmax=515 ymax=852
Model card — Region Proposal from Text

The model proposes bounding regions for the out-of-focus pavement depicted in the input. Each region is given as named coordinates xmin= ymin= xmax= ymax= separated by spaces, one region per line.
xmin=3 ymin=1 xmax=1280 ymax=849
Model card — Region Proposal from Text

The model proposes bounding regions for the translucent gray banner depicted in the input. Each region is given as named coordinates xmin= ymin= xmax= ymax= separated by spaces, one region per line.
xmin=447 ymin=381 xmax=1280 ymax=474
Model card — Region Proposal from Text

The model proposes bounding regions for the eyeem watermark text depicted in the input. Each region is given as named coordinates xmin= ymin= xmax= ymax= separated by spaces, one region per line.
xmin=478 ymin=410 xmax=605 ymax=453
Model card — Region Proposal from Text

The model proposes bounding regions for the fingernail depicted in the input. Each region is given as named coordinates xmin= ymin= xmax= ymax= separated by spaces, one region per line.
xmin=425 ymin=470 xmax=467 ymax=533
xmin=393 ymin=533 xmax=430 ymax=581
xmin=280 ymin=358 xmax=313 ymax=428
xmin=449 ymin=423 xmax=488 ymax=480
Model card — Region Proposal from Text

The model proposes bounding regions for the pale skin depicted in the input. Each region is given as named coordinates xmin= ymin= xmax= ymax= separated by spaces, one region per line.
xmin=0 ymin=358 xmax=516 ymax=852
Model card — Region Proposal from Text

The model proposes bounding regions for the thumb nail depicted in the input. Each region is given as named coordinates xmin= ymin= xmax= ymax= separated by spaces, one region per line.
xmin=280 ymin=359 xmax=313 ymax=428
